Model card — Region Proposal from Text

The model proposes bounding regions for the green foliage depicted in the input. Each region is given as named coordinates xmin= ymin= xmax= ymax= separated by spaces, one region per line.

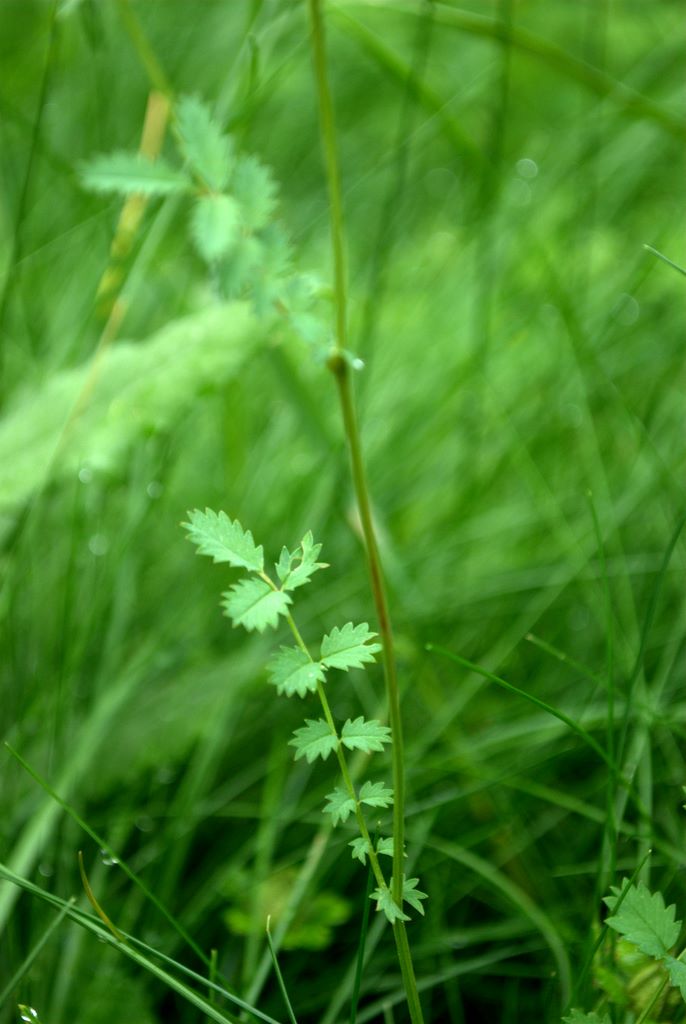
xmin=320 ymin=623 xmax=382 ymax=671
xmin=222 ymin=578 xmax=292 ymax=633
xmin=78 ymin=94 xmax=303 ymax=323
xmin=183 ymin=508 xmax=264 ymax=571
xmin=340 ymin=717 xmax=392 ymax=753
xmin=665 ymin=957 xmax=686 ymax=999
xmin=604 ymin=880 xmax=681 ymax=960
xmin=370 ymin=886 xmax=409 ymax=924
xmin=190 ymin=194 xmax=241 ymax=261
xmin=276 ymin=532 xmax=328 ymax=592
xmin=175 ymin=95 xmax=233 ymax=191
xmin=358 ymin=780 xmax=394 ymax=809
xmin=185 ymin=511 xmax=425 ymax=929
xmin=575 ymin=882 xmax=686 ymax=1021
xmin=0 ymin=304 xmax=265 ymax=524
xmin=348 ymin=836 xmax=395 ymax=865
xmin=267 ymin=646 xmax=325 ymax=698
xmin=78 ymin=151 xmax=192 ymax=195
xmin=324 ymin=786 xmax=356 ymax=825
xmin=231 ymin=154 xmax=278 ymax=232
xmin=289 ymin=718 xmax=338 ymax=763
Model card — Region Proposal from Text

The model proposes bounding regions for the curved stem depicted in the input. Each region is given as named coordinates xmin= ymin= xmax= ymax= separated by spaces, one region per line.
xmin=307 ymin=3 xmax=424 ymax=1022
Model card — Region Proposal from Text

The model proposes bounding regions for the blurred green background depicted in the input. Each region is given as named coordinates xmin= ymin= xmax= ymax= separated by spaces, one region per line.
xmin=1 ymin=1 xmax=684 ymax=1022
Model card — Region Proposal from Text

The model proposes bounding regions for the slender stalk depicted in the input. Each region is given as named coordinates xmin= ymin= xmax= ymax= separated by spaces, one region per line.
xmin=283 ymin=609 xmax=388 ymax=893
xmin=307 ymin=3 xmax=424 ymax=1022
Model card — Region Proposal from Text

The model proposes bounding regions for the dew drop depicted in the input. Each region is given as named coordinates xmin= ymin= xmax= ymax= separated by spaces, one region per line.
xmin=135 ymin=815 xmax=154 ymax=833
xmin=100 ymin=848 xmax=118 ymax=866
xmin=78 ymin=466 xmax=93 ymax=484
xmin=88 ymin=534 xmax=109 ymax=557
xmin=516 ymin=157 xmax=538 ymax=180
xmin=351 ymin=358 xmax=365 ymax=371
xmin=38 ymin=862 xmax=54 ymax=878
xmin=146 ymin=480 xmax=163 ymax=499
xmin=18 ymin=1009 xmax=38 ymax=1023
xmin=613 ymin=293 xmax=639 ymax=326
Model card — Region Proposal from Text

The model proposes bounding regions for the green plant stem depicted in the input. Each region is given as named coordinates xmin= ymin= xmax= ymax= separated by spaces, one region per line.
xmin=634 ymin=974 xmax=668 ymax=1024
xmin=283 ymin=610 xmax=387 ymax=894
xmin=308 ymin=0 xmax=347 ymax=352
xmin=307 ymin=4 xmax=424 ymax=1021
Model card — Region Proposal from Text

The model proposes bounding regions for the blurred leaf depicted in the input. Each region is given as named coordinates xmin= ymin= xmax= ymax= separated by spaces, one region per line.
xmin=190 ymin=194 xmax=241 ymax=262
xmin=176 ymin=95 xmax=233 ymax=191
xmin=0 ymin=303 xmax=268 ymax=524
xmin=231 ymin=153 xmax=278 ymax=231
xmin=79 ymin=151 xmax=191 ymax=195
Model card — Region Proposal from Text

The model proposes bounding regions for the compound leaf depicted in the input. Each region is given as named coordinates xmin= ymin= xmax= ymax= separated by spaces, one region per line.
xmin=276 ymin=531 xmax=328 ymax=592
xmin=222 ymin=579 xmax=291 ymax=633
xmin=320 ymin=623 xmax=382 ymax=672
xmin=359 ymin=780 xmax=393 ymax=810
xmin=191 ymin=195 xmax=241 ymax=262
xmin=323 ymin=786 xmax=356 ymax=826
xmin=369 ymin=886 xmax=409 ymax=924
xmin=340 ymin=717 xmax=391 ymax=753
xmin=176 ymin=95 xmax=232 ymax=191
xmin=604 ymin=879 xmax=681 ymax=959
xmin=79 ymin=152 xmax=191 ymax=196
xmin=183 ymin=509 xmax=263 ymax=572
xmin=289 ymin=719 xmax=338 ymax=763
xmin=267 ymin=646 xmax=325 ymax=698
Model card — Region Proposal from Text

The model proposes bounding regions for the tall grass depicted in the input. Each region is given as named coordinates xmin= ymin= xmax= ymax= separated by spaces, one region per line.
xmin=1 ymin=1 xmax=684 ymax=1022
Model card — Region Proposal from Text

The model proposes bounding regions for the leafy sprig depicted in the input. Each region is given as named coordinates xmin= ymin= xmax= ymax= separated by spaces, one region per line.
xmin=566 ymin=879 xmax=686 ymax=1021
xmin=183 ymin=509 xmax=427 ymax=924
xmin=79 ymin=96 xmax=327 ymax=336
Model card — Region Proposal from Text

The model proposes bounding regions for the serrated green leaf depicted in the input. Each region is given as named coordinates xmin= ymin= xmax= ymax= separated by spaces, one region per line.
xmin=289 ymin=719 xmax=338 ymax=763
xmin=665 ymin=956 xmax=686 ymax=999
xmin=183 ymin=509 xmax=263 ymax=571
xmin=369 ymin=885 xmax=409 ymax=924
xmin=190 ymin=195 xmax=241 ymax=262
xmin=377 ymin=837 xmax=395 ymax=858
xmin=267 ymin=647 xmax=325 ymax=698
xmin=79 ymin=152 xmax=192 ymax=196
xmin=349 ymin=838 xmax=372 ymax=864
xmin=340 ymin=717 xmax=392 ymax=753
xmin=323 ymin=786 xmax=356 ymax=825
xmin=401 ymin=876 xmax=428 ymax=916
xmin=222 ymin=579 xmax=291 ymax=633
xmin=358 ymin=780 xmax=393 ymax=809
xmin=276 ymin=531 xmax=328 ymax=591
xmin=231 ymin=153 xmax=278 ymax=231
xmin=320 ymin=623 xmax=382 ymax=672
xmin=176 ymin=95 xmax=232 ymax=191
xmin=562 ymin=1011 xmax=610 ymax=1024
xmin=604 ymin=880 xmax=681 ymax=959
